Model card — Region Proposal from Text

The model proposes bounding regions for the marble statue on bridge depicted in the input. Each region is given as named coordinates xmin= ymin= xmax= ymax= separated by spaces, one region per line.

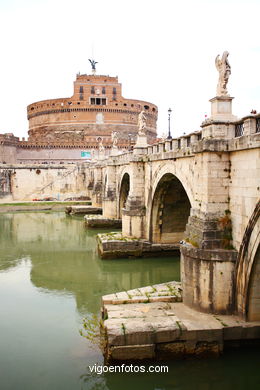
xmin=138 ymin=111 xmax=147 ymax=136
xmin=215 ymin=51 xmax=231 ymax=96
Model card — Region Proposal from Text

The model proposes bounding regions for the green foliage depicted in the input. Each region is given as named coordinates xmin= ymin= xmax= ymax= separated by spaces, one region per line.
xmin=79 ymin=314 xmax=106 ymax=351
xmin=214 ymin=316 xmax=228 ymax=327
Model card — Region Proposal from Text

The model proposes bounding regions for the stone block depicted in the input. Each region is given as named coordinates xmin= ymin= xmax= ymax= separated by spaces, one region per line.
xmin=102 ymin=294 xmax=117 ymax=304
xmin=123 ymin=319 xmax=155 ymax=345
xmin=138 ymin=285 xmax=155 ymax=294
xmin=115 ymin=291 xmax=129 ymax=301
xmin=223 ymin=325 xmax=243 ymax=340
xmin=110 ymin=344 xmax=155 ymax=360
xmin=156 ymin=341 xmax=186 ymax=359
xmin=241 ymin=325 xmax=260 ymax=339
xmin=152 ymin=318 xmax=181 ymax=343
xmin=105 ymin=319 xmax=127 ymax=346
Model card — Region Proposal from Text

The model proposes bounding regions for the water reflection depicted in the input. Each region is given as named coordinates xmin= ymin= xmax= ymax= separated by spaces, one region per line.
xmin=0 ymin=212 xmax=180 ymax=315
xmin=0 ymin=212 xmax=260 ymax=390
xmin=79 ymin=347 xmax=260 ymax=390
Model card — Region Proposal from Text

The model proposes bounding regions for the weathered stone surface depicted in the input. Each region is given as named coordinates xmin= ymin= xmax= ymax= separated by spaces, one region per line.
xmin=121 ymin=319 xmax=155 ymax=345
xmin=105 ymin=319 xmax=127 ymax=346
xmin=152 ymin=317 xmax=182 ymax=343
xmin=103 ymin=297 xmax=260 ymax=361
xmin=97 ymin=233 xmax=179 ymax=259
xmin=110 ymin=344 xmax=155 ymax=360
xmin=66 ymin=205 xmax=102 ymax=215
xmin=102 ymin=281 xmax=182 ymax=305
xmin=84 ymin=215 xmax=122 ymax=228
xmin=181 ymin=243 xmax=237 ymax=314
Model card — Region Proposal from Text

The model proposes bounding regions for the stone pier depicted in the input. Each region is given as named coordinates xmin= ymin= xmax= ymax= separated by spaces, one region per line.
xmin=97 ymin=232 xmax=179 ymax=259
xmin=65 ymin=205 xmax=102 ymax=215
xmin=102 ymin=283 xmax=260 ymax=362
xmin=84 ymin=215 xmax=122 ymax=229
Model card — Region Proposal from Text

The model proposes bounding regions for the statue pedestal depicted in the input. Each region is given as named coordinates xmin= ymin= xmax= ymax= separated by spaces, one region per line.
xmin=98 ymin=151 xmax=106 ymax=160
xmin=209 ymin=96 xmax=237 ymax=121
xmin=135 ymin=134 xmax=148 ymax=147
xmin=133 ymin=134 xmax=148 ymax=155
xmin=110 ymin=146 xmax=119 ymax=157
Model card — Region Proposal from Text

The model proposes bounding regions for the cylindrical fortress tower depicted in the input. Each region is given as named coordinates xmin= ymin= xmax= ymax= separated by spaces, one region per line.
xmin=27 ymin=74 xmax=158 ymax=148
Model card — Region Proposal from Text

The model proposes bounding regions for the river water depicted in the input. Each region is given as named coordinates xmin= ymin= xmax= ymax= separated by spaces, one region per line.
xmin=0 ymin=212 xmax=259 ymax=390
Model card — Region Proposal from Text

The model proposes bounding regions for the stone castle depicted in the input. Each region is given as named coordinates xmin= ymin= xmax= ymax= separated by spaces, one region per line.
xmin=0 ymin=69 xmax=157 ymax=164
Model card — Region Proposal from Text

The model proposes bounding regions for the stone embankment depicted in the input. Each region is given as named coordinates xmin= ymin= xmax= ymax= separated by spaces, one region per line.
xmin=0 ymin=201 xmax=91 ymax=213
xmin=102 ymin=282 xmax=260 ymax=362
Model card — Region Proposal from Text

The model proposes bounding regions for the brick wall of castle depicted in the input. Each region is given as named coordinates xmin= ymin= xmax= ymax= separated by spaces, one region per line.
xmin=27 ymin=74 xmax=158 ymax=147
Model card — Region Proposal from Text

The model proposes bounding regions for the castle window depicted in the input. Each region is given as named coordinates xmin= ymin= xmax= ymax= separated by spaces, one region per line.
xmin=91 ymin=86 xmax=95 ymax=94
xmin=102 ymin=87 xmax=106 ymax=94
xmin=90 ymin=97 xmax=107 ymax=105
xmin=144 ymin=105 xmax=149 ymax=110
xmin=79 ymin=94 xmax=83 ymax=100
xmin=113 ymin=87 xmax=117 ymax=95
xmin=79 ymin=86 xmax=83 ymax=93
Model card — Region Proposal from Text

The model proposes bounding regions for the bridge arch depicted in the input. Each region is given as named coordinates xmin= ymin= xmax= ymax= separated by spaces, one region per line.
xmin=236 ymin=201 xmax=260 ymax=320
xmin=118 ymin=171 xmax=130 ymax=219
xmin=148 ymin=170 xmax=192 ymax=243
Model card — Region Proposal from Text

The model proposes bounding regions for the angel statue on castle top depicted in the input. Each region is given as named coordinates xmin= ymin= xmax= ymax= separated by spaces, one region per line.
xmin=88 ymin=59 xmax=98 ymax=74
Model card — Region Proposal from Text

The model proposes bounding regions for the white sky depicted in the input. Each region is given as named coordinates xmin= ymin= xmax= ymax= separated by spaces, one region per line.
xmin=0 ymin=0 xmax=259 ymax=139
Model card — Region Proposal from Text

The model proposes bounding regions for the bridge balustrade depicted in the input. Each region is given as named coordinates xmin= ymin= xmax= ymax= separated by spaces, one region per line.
xmin=235 ymin=122 xmax=244 ymax=137
xmin=256 ymin=118 xmax=260 ymax=133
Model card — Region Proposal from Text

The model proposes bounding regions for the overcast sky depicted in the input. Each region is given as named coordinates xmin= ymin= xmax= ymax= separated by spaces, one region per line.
xmin=0 ymin=0 xmax=259 ymax=139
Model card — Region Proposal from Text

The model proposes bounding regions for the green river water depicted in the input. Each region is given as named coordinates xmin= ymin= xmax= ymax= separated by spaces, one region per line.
xmin=0 ymin=212 xmax=259 ymax=390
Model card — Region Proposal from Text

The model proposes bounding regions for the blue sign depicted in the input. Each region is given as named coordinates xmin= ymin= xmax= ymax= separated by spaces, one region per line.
xmin=81 ymin=151 xmax=91 ymax=159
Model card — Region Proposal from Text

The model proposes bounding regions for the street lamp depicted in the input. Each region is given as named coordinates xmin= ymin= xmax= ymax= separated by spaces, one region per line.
xmin=167 ymin=108 xmax=172 ymax=140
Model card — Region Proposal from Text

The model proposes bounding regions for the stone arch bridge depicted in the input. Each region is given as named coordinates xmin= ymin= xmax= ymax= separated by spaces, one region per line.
xmin=86 ymin=113 xmax=260 ymax=321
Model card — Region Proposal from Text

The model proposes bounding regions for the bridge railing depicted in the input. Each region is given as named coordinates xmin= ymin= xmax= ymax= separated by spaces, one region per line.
xmin=234 ymin=115 xmax=260 ymax=138
xmin=148 ymin=113 xmax=260 ymax=152
xmin=146 ymin=131 xmax=202 ymax=156
xmin=105 ymin=113 xmax=259 ymax=163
